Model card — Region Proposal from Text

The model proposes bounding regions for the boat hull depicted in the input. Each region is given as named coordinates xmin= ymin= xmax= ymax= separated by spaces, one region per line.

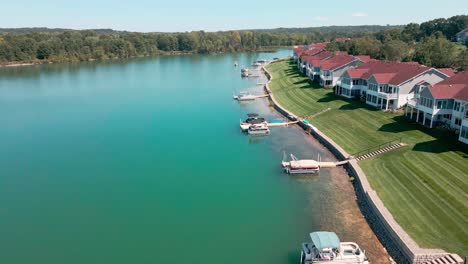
xmin=285 ymin=168 xmax=319 ymax=174
xmin=248 ymin=131 xmax=270 ymax=136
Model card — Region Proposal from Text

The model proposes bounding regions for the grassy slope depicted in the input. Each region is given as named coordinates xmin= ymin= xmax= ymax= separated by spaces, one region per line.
xmin=267 ymin=60 xmax=468 ymax=255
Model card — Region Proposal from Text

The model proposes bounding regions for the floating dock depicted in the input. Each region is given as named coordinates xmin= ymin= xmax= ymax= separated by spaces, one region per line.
xmin=266 ymin=121 xmax=299 ymax=127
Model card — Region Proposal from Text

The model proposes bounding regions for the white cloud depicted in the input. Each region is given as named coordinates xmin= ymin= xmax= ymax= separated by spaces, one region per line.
xmin=352 ymin=12 xmax=368 ymax=17
xmin=313 ymin=16 xmax=329 ymax=21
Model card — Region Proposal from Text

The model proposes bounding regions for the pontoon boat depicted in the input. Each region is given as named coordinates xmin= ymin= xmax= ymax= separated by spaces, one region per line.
xmin=300 ymin=232 xmax=369 ymax=264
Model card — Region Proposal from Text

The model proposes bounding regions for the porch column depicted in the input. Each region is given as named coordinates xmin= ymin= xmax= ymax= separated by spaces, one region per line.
xmin=386 ymin=100 xmax=389 ymax=111
xmin=380 ymin=99 xmax=384 ymax=109
xmin=430 ymin=115 xmax=434 ymax=128
xmin=410 ymin=107 xmax=414 ymax=119
xmin=423 ymin=113 xmax=426 ymax=126
xmin=416 ymin=109 xmax=420 ymax=123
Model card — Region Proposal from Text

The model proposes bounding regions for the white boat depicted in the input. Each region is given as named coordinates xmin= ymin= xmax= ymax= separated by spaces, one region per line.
xmin=247 ymin=123 xmax=270 ymax=136
xmin=282 ymin=153 xmax=320 ymax=174
xmin=240 ymin=114 xmax=267 ymax=131
xmin=241 ymin=68 xmax=250 ymax=77
xmin=300 ymin=232 xmax=369 ymax=264
xmin=233 ymin=91 xmax=256 ymax=101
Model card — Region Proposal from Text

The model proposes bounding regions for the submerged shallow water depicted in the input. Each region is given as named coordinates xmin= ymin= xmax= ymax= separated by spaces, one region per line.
xmin=0 ymin=51 xmax=388 ymax=263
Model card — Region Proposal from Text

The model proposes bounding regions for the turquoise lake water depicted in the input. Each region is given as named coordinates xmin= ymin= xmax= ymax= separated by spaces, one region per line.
xmin=0 ymin=50 xmax=372 ymax=263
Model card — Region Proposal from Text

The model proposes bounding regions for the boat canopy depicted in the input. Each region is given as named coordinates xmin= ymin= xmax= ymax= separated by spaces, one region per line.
xmin=289 ymin=160 xmax=319 ymax=169
xmin=247 ymin=113 xmax=259 ymax=117
xmin=310 ymin=232 xmax=340 ymax=251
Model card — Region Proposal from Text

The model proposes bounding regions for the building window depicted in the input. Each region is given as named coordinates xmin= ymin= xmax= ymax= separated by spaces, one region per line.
xmin=443 ymin=114 xmax=452 ymax=120
xmin=454 ymin=102 xmax=460 ymax=111
xmin=436 ymin=100 xmax=448 ymax=109
xmin=455 ymin=118 xmax=462 ymax=126
xmin=368 ymin=83 xmax=378 ymax=92
xmin=352 ymin=79 xmax=359 ymax=85
xmin=461 ymin=126 xmax=468 ymax=139
xmin=420 ymin=97 xmax=433 ymax=108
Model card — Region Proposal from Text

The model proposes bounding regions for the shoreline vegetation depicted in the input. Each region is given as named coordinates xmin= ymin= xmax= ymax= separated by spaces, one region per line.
xmin=265 ymin=59 xmax=467 ymax=256
xmin=1 ymin=15 xmax=466 ymax=69
xmin=0 ymin=46 xmax=286 ymax=67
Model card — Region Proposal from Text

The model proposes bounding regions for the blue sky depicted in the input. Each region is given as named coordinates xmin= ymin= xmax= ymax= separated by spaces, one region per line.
xmin=1 ymin=0 xmax=467 ymax=32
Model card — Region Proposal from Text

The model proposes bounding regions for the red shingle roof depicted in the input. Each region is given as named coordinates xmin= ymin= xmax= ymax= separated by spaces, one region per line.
xmin=319 ymin=55 xmax=358 ymax=71
xmin=355 ymin=55 xmax=372 ymax=63
xmin=302 ymin=51 xmax=333 ymax=65
xmin=293 ymin=46 xmax=307 ymax=56
xmin=428 ymin=71 xmax=468 ymax=101
xmin=437 ymin=68 xmax=456 ymax=77
xmin=344 ymin=60 xmax=431 ymax=85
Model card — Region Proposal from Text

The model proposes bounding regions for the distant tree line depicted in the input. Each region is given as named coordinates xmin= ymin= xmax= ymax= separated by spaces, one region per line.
xmin=326 ymin=15 xmax=468 ymax=70
xmin=0 ymin=15 xmax=466 ymax=68
xmin=0 ymin=30 xmax=335 ymax=64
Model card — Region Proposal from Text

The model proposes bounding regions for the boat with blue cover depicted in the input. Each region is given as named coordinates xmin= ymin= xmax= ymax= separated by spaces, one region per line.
xmin=300 ymin=232 xmax=369 ymax=264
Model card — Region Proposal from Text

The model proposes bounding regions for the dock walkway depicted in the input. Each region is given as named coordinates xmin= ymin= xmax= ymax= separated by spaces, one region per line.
xmin=266 ymin=121 xmax=299 ymax=127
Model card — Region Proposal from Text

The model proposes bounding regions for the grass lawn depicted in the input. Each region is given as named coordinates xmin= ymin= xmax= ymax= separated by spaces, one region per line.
xmin=267 ymin=60 xmax=468 ymax=255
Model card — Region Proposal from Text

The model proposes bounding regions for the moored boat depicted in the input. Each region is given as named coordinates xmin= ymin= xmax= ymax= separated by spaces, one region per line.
xmin=240 ymin=113 xmax=267 ymax=131
xmin=247 ymin=123 xmax=270 ymax=136
xmin=233 ymin=91 xmax=256 ymax=101
xmin=300 ymin=232 xmax=369 ymax=264
xmin=282 ymin=153 xmax=320 ymax=174
xmin=241 ymin=68 xmax=249 ymax=77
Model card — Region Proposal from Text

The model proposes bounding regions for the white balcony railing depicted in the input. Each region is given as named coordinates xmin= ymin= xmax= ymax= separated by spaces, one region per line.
xmin=340 ymin=82 xmax=352 ymax=89
xmin=407 ymin=99 xmax=417 ymax=107
xmin=378 ymin=92 xmax=398 ymax=99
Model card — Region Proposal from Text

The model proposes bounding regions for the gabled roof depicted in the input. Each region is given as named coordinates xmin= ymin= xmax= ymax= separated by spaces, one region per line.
xmin=302 ymin=51 xmax=334 ymax=66
xmin=373 ymin=73 xmax=397 ymax=84
xmin=437 ymin=68 xmax=455 ymax=77
xmin=428 ymin=71 xmax=468 ymax=101
xmin=347 ymin=68 xmax=370 ymax=78
xmin=293 ymin=46 xmax=307 ymax=56
xmin=294 ymin=42 xmax=330 ymax=57
xmin=318 ymin=55 xmax=358 ymax=71
xmin=355 ymin=55 xmax=372 ymax=63
xmin=343 ymin=60 xmax=432 ymax=85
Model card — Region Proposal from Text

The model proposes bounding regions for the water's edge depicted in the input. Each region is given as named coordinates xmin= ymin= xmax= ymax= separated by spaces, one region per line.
xmin=263 ymin=60 xmax=458 ymax=264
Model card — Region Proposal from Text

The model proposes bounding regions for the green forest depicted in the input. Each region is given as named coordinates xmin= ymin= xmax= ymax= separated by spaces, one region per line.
xmin=0 ymin=15 xmax=466 ymax=68
xmin=326 ymin=15 xmax=467 ymax=70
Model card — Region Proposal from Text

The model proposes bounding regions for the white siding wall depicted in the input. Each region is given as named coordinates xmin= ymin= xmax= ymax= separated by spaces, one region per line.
xmin=397 ymin=70 xmax=448 ymax=108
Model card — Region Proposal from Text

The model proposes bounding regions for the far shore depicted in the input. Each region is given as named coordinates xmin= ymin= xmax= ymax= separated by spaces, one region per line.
xmin=0 ymin=46 xmax=291 ymax=68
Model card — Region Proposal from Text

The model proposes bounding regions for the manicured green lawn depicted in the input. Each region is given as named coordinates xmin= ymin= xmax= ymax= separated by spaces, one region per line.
xmin=267 ymin=60 xmax=468 ymax=255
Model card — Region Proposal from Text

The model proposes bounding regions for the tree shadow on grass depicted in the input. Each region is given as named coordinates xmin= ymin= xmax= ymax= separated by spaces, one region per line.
xmin=412 ymin=127 xmax=468 ymax=155
xmin=378 ymin=116 xmax=419 ymax=134
xmin=376 ymin=116 xmax=468 ymax=155
xmin=293 ymin=79 xmax=311 ymax=86
xmin=317 ymin=92 xmax=337 ymax=103
xmin=339 ymin=102 xmax=362 ymax=110
xmin=412 ymin=138 xmax=468 ymax=155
